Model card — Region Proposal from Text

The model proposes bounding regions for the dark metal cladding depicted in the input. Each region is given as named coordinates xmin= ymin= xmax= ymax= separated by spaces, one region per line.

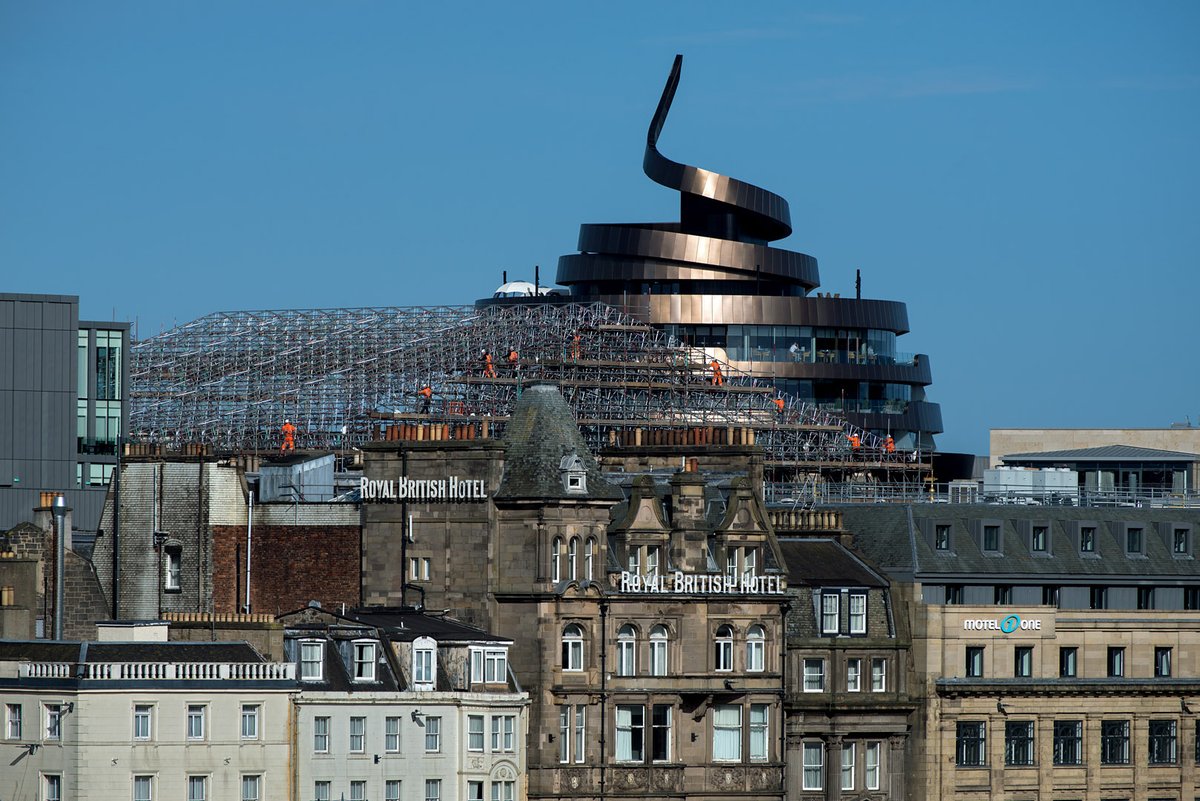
xmin=500 ymin=54 xmax=944 ymax=446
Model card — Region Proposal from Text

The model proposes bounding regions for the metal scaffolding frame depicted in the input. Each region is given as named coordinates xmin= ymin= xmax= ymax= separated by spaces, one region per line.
xmin=130 ymin=303 xmax=929 ymax=484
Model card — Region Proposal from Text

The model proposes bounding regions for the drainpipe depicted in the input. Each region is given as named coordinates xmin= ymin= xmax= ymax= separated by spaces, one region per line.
xmin=112 ymin=438 xmax=121 ymax=620
xmin=244 ymin=490 xmax=254 ymax=613
xmin=52 ymin=495 xmax=68 ymax=639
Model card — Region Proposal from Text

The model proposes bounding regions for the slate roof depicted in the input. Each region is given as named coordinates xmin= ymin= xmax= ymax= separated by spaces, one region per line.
xmin=1002 ymin=444 xmax=1199 ymax=462
xmin=0 ymin=640 xmax=265 ymax=663
xmin=778 ymin=539 xmax=887 ymax=588
xmin=838 ymin=504 xmax=1200 ymax=581
xmin=495 ymin=382 xmax=623 ymax=501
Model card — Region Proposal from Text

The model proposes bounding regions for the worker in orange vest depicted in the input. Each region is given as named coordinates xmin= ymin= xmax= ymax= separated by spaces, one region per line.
xmin=710 ymin=359 xmax=723 ymax=386
xmin=481 ymin=350 xmax=496 ymax=378
xmin=773 ymin=397 xmax=785 ymax=415
xmin=418 ymin=385 xmax=433 ymax=414
xmin=885 ymin=435 xmax=895 ymax=454
xmin=280 ymin=419 xmax=296 ymax=452
xmin=571 ymin=333 xmax=581 ymax=360
xmin=507 ymin=348 xmax=519 ymax=371
xmin=848 ymin=434 xmax=860 ymax=450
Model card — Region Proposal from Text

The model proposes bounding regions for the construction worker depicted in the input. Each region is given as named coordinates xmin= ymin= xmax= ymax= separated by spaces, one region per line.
xmin=710 ymin=359 xmax=723 ymax=386
xmin=570 ymin=333 xmax=581 ymax=360
xmin=885 ymin=435 xmax=895 ymax=454
xmin=418 ymin=385 xmax=433 ymax=414
xmin=280 ymin=419 xmax=296 ymax=452
xmin=507 ymin=348 xmax=519 ymax=371
xmin=848 ymin=433 xmax=860 ymax=450
xmin=481 ymin=349 xmax=496 ymax=378
xmin=773 ymin=397 xmax=785 ymax=415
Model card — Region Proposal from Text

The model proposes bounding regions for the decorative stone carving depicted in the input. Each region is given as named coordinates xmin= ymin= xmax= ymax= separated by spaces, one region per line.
xmin=558 ymin=768 xmax=592 ymax=793
xmin=708 ymin=766 xmax=746 ymax=791
xmin=748 ymin=766 xmax=782 ymax=790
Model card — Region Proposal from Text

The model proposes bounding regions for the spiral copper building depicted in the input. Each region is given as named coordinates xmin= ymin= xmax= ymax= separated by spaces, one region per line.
xmin=483 ymin=55 xmax=943 ymax=450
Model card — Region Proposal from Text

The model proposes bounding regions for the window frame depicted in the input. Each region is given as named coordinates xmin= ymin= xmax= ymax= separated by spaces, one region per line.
xmin=467 ymin=714 xmax=484 ymax=752
xmin=313 ymin=715 xmax=330 ymax=753
xmin=133 ymin=775 xmax=154 ymax=801
xmin=746 ymin=625 xmax=765 ymax=672
xmin=865 ymin=741 xmax=881 ymax=790
xmin=240 ymin=775 xmax=261 ymax=801
xmin=562 ymin=624 xmax=584 ymax=672
xmin=802 ymin=741 xmax=824 ymax=790
xmin=847 ymin=657 xmax=862 ymax=691
xmin=1014 ymin=646 xmax=1033 ymax=678
xmin=1100 ymin=719 xmax=1130 ymax=765
xmin=1004 ymin=720 xmax=1035 ymax=766
xmin=6 ymin=703 xmax=21 ymax=739
xmin=349 ymin=715 xmax=366 ymax=753
xmin=714 ymin=624 xmax=734 ymax=672
xmin=424 ymin=715 xmax=441 ymax=753
xmin=821 ymin=592 xmax=840 ymax=634
xmin=616 ymin=704 xmax=646 ymax=762
xmin=651 ymin=704 xmax=672 ymax=763
xmin=44 ymin=703 xmax=62 ymax=741
xmin=841 ymin=741 xmax=855 ymax=791
xmin=871 ymin=658 xmax=887 ymax=692
xmin=1107 ymin=646 xmax=1125 ymax=678
xmin=966 ymin=646 xmax=984 ymax=678
xmin=1059 ymin=646 xmax=1077 ymax=678
xmin=1148 ymin=719 xmax=1177 ymax=765
xmin=353 ymin=640 xmax=377 ymax=682
xmin=1155 ymin=646 xmax=1173 ymax=678
xmin=803 ymin=658 xmax=825 ymax=692
xmin=240 ymin=704 xmax=260 ymax=740
xmin=299 ymin=641 xmax=323 ymax=681
xmin=133 ymin=703 xmax=153 ymax=741
xmin=649 ymin=624 xmax=669 ymax=676
xmin=1052 ymin=719 xmax=1082 ymax=766
xmin=955 ymin=721 xmax=986 ymax=767
xmin=385 ymin=715 xmax=400 ymax=753
xmin=849 ymin=593 xmax=867 ymax=634
xmin=712 ymin=704 xmax=742 ymax=763
xmin=617 ymin=624 xmax=637 ymax=677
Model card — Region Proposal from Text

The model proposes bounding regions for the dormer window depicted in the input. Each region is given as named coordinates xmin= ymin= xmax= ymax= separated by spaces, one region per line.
xmin=412 ymin=636 xmax=436 ymax=690
xmin=299 ymin=641 xmax=324 ymax=681
xmin=560 ymin=454 xmax=587 ymax=494
xmin=352 ymin=641 xmax=376 ymax=682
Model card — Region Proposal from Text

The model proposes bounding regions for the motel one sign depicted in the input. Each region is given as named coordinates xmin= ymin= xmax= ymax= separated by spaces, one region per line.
xmin=619 ymin=571 xmax=785 ymax=595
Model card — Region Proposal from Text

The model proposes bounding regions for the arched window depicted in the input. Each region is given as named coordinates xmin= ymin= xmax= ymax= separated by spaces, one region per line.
xmin=617 ymin=625 xmax=637 ymax=676
xmin=585 ymin=538 xmax=596 ymax=581
xmin=568 ymin=538 xmax=579 ymax=581
xmin=562 ymin=624 xmax=584 ymax=671
xmin=552 ymin=537 xmax=563 ymax=583
xmin=649 ymin=625 xmax=669 ymax=676
xmin=746 ymin=625 xmax=765 ymax=672
xmin=715 ymin=624 xmax=734 ymax=672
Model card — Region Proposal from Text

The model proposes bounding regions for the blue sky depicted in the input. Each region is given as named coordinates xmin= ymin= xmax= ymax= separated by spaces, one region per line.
xmin=2 ymin=2 xmax=1197 ymax=455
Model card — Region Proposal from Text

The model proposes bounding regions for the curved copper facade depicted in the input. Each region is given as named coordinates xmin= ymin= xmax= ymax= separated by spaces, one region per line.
xmin=489 ymin=55 xmax=942 ymax=446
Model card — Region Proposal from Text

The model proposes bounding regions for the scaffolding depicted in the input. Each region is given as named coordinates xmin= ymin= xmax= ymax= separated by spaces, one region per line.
xmin=130 ymin=303 xmax=929 ymax=487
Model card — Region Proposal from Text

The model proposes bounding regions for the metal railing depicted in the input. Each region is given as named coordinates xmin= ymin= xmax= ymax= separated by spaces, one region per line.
xmin=765 ymin=481 xmax=1200 ymax=508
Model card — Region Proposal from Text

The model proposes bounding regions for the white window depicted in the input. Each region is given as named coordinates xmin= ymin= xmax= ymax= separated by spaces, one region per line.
xmin=385 ymin=781 xmax=401 ymax=801
xmin=313 ymin=716 xmax=329 ymax=753
xmin=715 ymin=624 xmax=734 ymax=672
xmin=742 ymin=547 xmax=757 ymax=583
xmin=847 ymin=658 xmax=862 ymax=692
xmin=468 ymin=715 xmax=484 ymax=751
xmin=491 ymin=715 xmax=514 ymax=752
xmin=165 ymin=549 xmax=181 ymax=591
xmin=241 ymin=775 xmax=260 ymax=801
xmin=646 ymin=546 xmax=659 ymax=577
xmin=187 ymin=776 xmax=206 ymax=801
xmin=425 ymin=716 xmax=441 ymax=752
xmin=45 ymin=775 xmax=62 ymax=801
xmin=746 ymin=625 xmax=765 ymax=672
xmin=187 ymin=704 xmax=205 ymax=740
xmin=649 ymin=625 xmax=669 ymax=676
xmin=628 ymin=546 xmax=641 ymax=576
xmin=133 ymin=775 xmax=153 ymax=801
xmin=468 ymin=782 xmax=483 ymax=801
xmin=350 ymin=781 xmax=366 ymax=801
xmin=299 ymin=641 xmax=323 ymax=680
xmin=726 ymin=549 xmax=738 ymax=583
xmin=749 ymin=704 xmax=769 ymax=761
xmin=314 ymin=782 xmax=331 ymax=801
xmin=865 ymin=741 xmax=881 ymax=790
xmin=385 ymin=716 xmax=400 ymax=752
xmin=6 ymin=703 xmax=20 ymax=739
xmin=585 ymin=537 xmax=596 ymax=580
xmin=349 ymin=716 xmax=365 ymax=752
xmin=353 ymin=641 xmax=376 ymax=681
xmin=821 ymin=593 xmax=840 ymax=634
xmin=562 ymin=624 xmax=584 ymax=671
xmin=802 ymin=742 xmax=824 ymax=790
xmin=842 ymin=742 xmax=855 ymax=790
xmin=849 ymin=593 xmax=867 ymax=634
xmin=421 ymin=557 xmax=430 ymax=580
xmin=871 ymin=658 xmax=887 ymax=692
xmin=44 ymin=704 xmax=61 ymax=741
xmin=651 ymin=704 xmax=672 ymax=762
xmin=409 ymin=557 xmax=420 ymax=580
xmin=552 ymin=537 xmax=563 ymax=582
xmin=617 ymin=624 xmax=637 ymax=676
xmin=415 ymin=647 xmax=434 ymax=684
xmin=133 ymin=704 xmax=152 ymax=740
xmin=484 ymin=648 xmax=507 ymax=683
xmin=240 ymin=704 xmax=259 ymax=739
xmin=616 ymin=704 xmax=645 ymax=761
xmin=803 ymin=658 xmax=825 ymax=692
xmin=568 ymin=538 xmax=578 ymax=580
xmin=490 ymin=782 xmax=515 ymax=801
xmin=424 ymin=780 xmax=440 ymax=801
xmin=713 ymin=704 xmax=742 ymax=762
xmin=559 ymin=704 xmax=586 ymax=763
